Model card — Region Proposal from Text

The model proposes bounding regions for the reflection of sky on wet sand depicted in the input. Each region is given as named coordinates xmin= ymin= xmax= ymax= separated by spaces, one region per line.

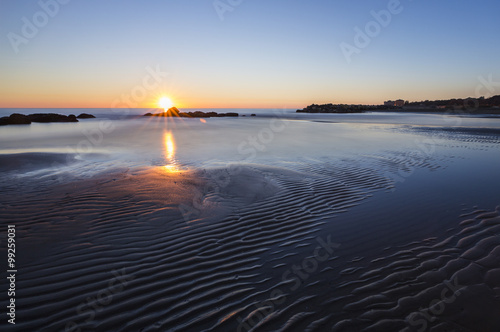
xmin=0 ymin=113 xmax=499 ymax=178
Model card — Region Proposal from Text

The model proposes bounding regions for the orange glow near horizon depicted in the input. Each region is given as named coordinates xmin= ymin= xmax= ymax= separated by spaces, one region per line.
xmin=1 ymin=86 xmax=477 ymax=110
xmin=0 ymin=85 xmax=380 ymax=109
xmin=0 ymin=83 xmax=414 ymax=110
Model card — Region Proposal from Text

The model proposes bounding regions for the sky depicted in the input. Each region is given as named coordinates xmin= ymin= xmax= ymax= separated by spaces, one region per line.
xmin=1 ymin=0 xmax=500 ymax=109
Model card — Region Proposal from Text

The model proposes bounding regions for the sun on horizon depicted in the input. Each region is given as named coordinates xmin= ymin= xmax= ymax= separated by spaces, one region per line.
xmin=158 ymin=96 xmax=174 ymax=110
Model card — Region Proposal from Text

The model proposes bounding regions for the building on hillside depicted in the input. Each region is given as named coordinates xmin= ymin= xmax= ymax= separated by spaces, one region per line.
xmin=394 ymin=99 xmax=405 ymax=107
xmin=384 ymin=99 xmax=406 ymax=107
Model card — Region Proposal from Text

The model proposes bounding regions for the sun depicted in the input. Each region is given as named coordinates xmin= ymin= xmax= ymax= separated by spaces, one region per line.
xmin=158 ymin=96 xmax=173 ymax=110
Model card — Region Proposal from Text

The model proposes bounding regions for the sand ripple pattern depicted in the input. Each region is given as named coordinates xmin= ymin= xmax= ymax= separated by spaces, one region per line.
xmin=393 ymin=126 xmax=500 ymax=150
xmin=329 ymin=206 xmax=500 ymax=332
xmin=0 ymin=149 xmax=493 ymax=332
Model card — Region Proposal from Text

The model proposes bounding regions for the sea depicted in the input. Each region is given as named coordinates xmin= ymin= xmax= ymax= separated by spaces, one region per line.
xmin=1 ymin=108 xmax=500 ymax=331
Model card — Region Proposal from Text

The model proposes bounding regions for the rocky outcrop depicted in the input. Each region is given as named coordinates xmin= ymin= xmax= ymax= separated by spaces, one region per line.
xmin=0 ymin=113 xmax=31 ymax=125
xmin=0 ymin=112 xmax=93 ymax=126
xmin=77 ymin=113 xmax=96 ymax=119
xmin=144 ymin=107 xmax=239 ymax=118
xmin=27 ymin=113 xmax=79 ymax=123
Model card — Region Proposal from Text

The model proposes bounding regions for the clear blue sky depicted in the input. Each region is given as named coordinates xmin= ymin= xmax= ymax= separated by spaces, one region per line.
xmin=1 ymin=0 xmax=499 ymax=108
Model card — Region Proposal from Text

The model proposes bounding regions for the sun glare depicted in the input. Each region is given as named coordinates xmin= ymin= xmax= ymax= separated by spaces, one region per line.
xmin=159 ymin=96 xmax=173 ymax=110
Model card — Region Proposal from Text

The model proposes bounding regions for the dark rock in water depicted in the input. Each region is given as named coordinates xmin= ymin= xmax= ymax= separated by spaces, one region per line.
xmin=28 ymin=113 xmax=79 ymax=123
xmin=144 ymin=107 xmax=180 ymax=117
xmin=0 ymin=113 xmax=80 ymax=126
xmin=251 ymin=114 xmax=256 ymax=117
xmin=183 ymin=111 xmax=211 ymax=118
xmin=0 ymin=113 xmax=32 ymax=125
xmin=205 ymin=112 xmax=219 ymax=117
xmin=77 ymin=113 xmax=96 ymax=119
xmin=11 ymin=113 xmax=31 ymax=124
xmin=144 ymin=108 xmax=239 ymax=118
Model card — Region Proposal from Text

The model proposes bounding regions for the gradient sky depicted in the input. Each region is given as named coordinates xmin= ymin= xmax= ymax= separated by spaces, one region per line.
xmin=1 ymin=0 xmax=500 ymax=108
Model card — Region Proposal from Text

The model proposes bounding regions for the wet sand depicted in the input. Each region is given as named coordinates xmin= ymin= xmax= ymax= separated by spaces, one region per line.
xmin=1 ymin=116 xmax=500 ymax=331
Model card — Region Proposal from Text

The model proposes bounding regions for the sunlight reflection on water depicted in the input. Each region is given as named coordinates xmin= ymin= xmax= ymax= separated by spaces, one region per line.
xmin=163 ymin=130 xmax=180 ymax=173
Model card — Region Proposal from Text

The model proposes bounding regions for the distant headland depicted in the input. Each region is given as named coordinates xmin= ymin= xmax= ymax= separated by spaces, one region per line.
xmin=389 ymin=95 xmax=500 ymax=112
xmin=297 ymin=104 xmax=385 ymax=113
xmin=0 ymin=113 xmax=96 ymax=126
xmin=144 ymin=107 xmax=239 ymax=118
xmin=298 ymin=95 xmax=500 ymax=114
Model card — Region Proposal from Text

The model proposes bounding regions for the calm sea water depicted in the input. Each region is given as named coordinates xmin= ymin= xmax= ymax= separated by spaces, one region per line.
xmin=0 ymin=108 xmax=294 ymax=120
xmin=1 ymin=110 xmax=500 ymax=331
xmin=1 ymin=110 xmax=500 ymax=171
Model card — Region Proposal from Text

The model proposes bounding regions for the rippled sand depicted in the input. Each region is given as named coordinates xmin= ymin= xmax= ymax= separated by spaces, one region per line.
xmin=1 ymin=115 xmax=500 ymax=331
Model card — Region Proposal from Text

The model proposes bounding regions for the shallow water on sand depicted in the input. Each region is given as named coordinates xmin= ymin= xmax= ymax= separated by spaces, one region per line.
xmin=1 ymin=112 xmax=500 ymax=331
xmin=1 ymin=112 xmax=498 ymax=173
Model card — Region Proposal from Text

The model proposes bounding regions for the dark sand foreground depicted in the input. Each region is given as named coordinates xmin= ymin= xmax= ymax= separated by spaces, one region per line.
xmin=1 ymin=120 xmax=500 ymax=331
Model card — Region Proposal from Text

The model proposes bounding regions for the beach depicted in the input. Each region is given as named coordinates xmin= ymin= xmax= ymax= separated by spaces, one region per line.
xmin=1 ymin=110 xmax=500 ymax=331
